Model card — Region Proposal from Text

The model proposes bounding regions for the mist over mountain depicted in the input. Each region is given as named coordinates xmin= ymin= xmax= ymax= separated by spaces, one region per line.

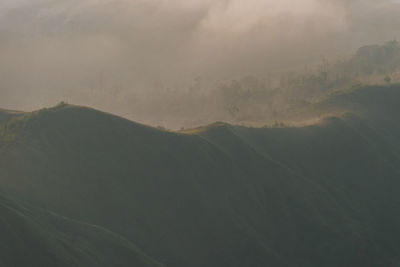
xmin=1 ymin=0 xmax=400 ymax=128
xmin=2 ymin=1 xmax=400 ymax=266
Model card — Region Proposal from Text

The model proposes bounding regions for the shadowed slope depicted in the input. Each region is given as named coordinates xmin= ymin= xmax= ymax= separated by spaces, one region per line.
xmin=0 ymin=104 xmax=289 ymax=266
xmin=0 ymin=193 xmax=163 ymax=267
xmin=1 ymin=85 xmax=400 ymax=266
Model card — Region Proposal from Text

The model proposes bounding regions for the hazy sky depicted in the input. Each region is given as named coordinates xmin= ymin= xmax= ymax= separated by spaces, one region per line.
xmin=0 ymin=0 xmax=400 ymax=125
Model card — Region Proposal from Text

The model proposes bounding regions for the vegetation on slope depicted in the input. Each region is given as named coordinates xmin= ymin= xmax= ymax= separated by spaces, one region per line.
xmin=1 ymin=84 xmax=400 ymax=266
xmin=120 ymin=41 xmax=400 ymax=128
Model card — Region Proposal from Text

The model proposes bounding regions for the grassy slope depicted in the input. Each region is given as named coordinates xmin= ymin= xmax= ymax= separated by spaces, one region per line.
xmin=1 ymin=85 xmax=400 ymax=266
xmin=0 ymin=193 xmax=163 ymax=267
xmin=0 ymin=105 xmax=287 ymax=266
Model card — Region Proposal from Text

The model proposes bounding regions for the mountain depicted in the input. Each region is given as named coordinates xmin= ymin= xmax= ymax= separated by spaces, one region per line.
xmin=1 ymin=84 xmax=400 ymax=266
xmin=0 ymin=192 xmax=163 ymax=267
xmin=186 ymin=41 xmax=400 ymax=127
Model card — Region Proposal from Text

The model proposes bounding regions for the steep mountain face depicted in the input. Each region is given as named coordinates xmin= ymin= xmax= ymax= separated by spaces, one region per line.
xmin=1 ymin=84 xmax=400 ymax=266
xmin=0 ymin=193 xmax=163 ymax=267
xmin=0 ymin=105 xmax=299 ymax=266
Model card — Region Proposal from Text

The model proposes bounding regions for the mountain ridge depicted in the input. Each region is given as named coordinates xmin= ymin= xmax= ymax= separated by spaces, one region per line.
xmin=1 ymin=84 xmax=400 ymax=266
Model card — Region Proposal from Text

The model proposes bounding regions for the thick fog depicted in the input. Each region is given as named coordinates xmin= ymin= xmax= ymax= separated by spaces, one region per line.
xmin=1 ymin=0 xmax=400 ymax=127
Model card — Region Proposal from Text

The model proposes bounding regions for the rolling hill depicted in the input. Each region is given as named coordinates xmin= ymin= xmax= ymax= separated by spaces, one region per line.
xmin=1 ymin=84 xmax=400 ymax=266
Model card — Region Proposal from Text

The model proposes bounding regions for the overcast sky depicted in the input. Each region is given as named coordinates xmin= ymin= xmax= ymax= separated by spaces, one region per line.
xmin=0 ymin=0 xmax=400 ymax=124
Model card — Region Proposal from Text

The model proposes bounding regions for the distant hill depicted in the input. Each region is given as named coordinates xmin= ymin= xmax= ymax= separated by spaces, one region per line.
xmin=1 ymin=84 xmax=400 ymax=266
xmin=348 ymin=40 xmax=400 ymax=76
xmin=197 ymin=41 xmax=400 ymax=126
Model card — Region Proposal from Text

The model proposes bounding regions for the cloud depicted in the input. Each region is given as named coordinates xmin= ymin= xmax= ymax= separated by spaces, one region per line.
xmin=0 ymin=0 xmax=399 ymax=126
xmin=199 ymin=0 xmax=346 ymax=33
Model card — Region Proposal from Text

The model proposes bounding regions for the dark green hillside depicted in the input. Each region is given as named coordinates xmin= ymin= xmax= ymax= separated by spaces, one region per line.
xmin=0 ymin=105 xmax=298 ymax=266
xmin=310 ymin=84 xmax=400 ymax=117
xmin=1 ymin=85 xmax=400 ymax=266
xmin=0 ymin=192 xmax=163 ymax=267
